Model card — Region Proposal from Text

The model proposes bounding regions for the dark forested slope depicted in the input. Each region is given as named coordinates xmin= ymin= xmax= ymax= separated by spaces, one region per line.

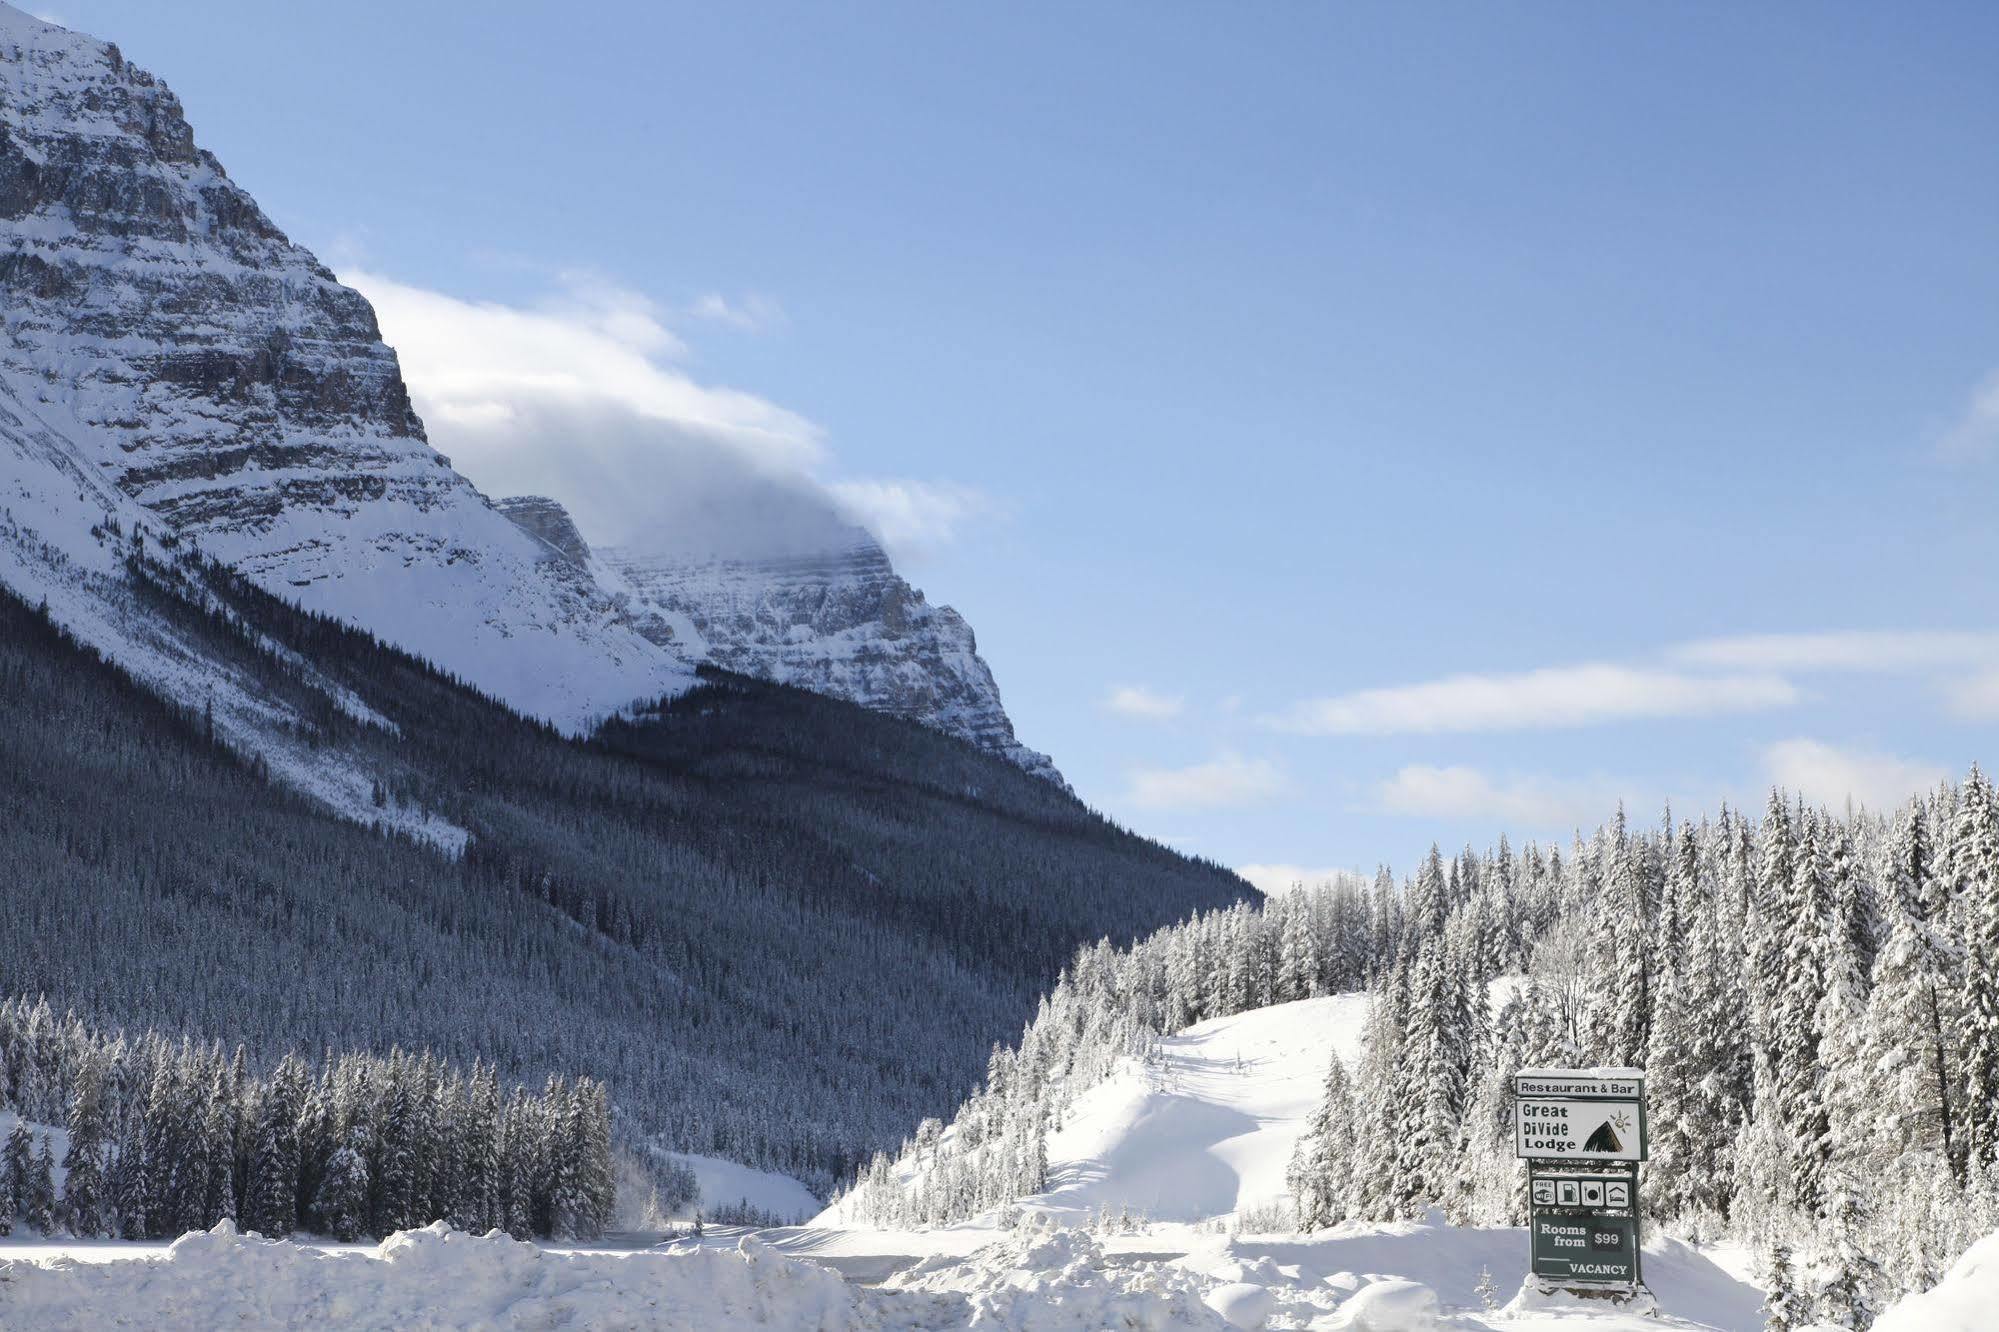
xmin=0 ymin=557 xmax=1249 ymax=1194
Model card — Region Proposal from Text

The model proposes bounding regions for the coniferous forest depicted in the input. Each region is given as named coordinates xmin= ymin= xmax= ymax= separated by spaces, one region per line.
xmin=839 ymin=776 xmax=1999 ymax=1325
xmin=0 ymin=550 xmax=1249 ymax=1210
xmin=0 ymin=995 xmax=613 ymax=1242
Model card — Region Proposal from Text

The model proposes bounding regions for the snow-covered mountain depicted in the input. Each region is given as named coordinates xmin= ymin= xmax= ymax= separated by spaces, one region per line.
xmin=492 ymin=493 xmax=1061 ymax=781
xmin=0 ymin=5 xmax=692 ymax=732
xmin=0 ymin=3 xmax=1054 ymax=778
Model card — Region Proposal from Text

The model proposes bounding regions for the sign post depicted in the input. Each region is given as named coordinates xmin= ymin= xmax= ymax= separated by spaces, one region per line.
xmin=1513 ymin=1069 xmax=1649 ymax=1305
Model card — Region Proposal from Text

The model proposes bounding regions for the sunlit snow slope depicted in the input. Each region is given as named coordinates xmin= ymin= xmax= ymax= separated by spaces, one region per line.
xmin=0 ymin=5 xmax=693 ymax=733
xmin=1038 ymin=994 xmax=1369 ymax=1225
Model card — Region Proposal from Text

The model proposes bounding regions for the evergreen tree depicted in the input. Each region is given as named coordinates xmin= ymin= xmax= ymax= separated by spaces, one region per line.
xmin=1287 ymin=1053 xmax=1355 ymax=1231
xmin=3 ymin=1120 xmax=33 ymax=1233
xmin=1814 ymin=1172 xmax=1884 ymax=1330
xmin=1761 ymin=1243 xmax=1806 ymax=1332
xmin=316 ymin=1136 xmax=370 ymax=1243
xmin=1863 ymin=805 xmax=1960 ymax=1176
xmin=60 ymin=1055 xmax=113 ymax=1238
xmin=1952 ymin=766 xmax=1999 ymax=1169
xmin=24 ymin=1134 xmax=57 ymax=1234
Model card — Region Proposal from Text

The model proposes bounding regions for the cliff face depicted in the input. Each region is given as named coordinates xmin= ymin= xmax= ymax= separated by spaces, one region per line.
xmin=0 ymin=7 xmax=690 ymax=729
xmin=0 ymin=3 xmax=1054 ymax=777
xmin=496 ymin=488 xmax=1061 ymax=781
xmin=602 ymin=533 xmax=1060 ymax=782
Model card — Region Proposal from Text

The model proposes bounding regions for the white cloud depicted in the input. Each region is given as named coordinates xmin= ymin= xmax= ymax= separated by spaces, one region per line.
xmin=346 ymin=270 xmax=984 ymax=560
xmin=1761 ymin=739 xmax=1946 ymax=814
xmin=1372 ymin=765 xmax=1620 ymax=828
xmin=1126 ymin=754 xmax=1287 ymax=811
xmin=1948 ymin=669 xmax=1999 ymax=721
xmin=1939 ymin=370 xmax=1999 ymax=462
xmin=1269 ymin=664 xmax=1797 ymax=735
xmin=1673 ymin=630 xmax=1999 ymax=673
xmin=1235 ymin=864 xmax=1367 ymax=896
xmin=1103 ymin=685 xmax=1185 ymax=721
xmin=826 ymin=479 xmax=991 ymax=560
xmin=349 ymin=269 xmax=815 ymax=467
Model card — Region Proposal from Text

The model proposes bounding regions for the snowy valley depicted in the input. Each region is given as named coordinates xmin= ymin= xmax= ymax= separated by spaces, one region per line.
xmin=2 ymin=2 xmax=1995 ymax=1330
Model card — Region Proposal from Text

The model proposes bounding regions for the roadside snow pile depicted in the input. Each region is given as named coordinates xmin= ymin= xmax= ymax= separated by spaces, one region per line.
xmin=1874 ymin=1228 xmax=1999 ymax=1332
xmin=882 ymin=1224 xmax=1232 ymax=1329
xmin=0 ymin=1219 xmax=1255 ymax=1330
xmin=1335 ymin=1278 xmax=1441 ymax=1331
xmin=0 ymin=1221 xmax=871 ymax=1331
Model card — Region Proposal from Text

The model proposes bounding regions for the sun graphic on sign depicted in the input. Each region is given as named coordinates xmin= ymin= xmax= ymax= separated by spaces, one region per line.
xmin=1583 ymin=1110 xmax=1634 ymax=1154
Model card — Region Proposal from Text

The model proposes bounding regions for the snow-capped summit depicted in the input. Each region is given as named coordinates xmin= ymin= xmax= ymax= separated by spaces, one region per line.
xmin=0 ymin=2 xmax=1053 ymax=777
xmin=486 ymin=493 xmax=1061 ymax=781
xmin=0 ymin=4 xmax=692 ymax=730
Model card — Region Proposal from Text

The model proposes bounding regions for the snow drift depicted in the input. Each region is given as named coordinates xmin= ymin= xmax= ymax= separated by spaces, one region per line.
xmin=1874 ymin=1227 xmax=1999 ymax=1332
xmin=0 ymin=1221 xmax=1252 ymax=1331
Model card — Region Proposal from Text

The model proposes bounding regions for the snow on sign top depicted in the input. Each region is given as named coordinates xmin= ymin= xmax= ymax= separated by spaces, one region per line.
xmin=1514 ymin=1070 xmax=1644 ymax=1099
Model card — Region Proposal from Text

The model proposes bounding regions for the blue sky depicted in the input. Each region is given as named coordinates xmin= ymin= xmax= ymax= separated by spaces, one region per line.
xmin=47 ymin=1 xmax=1999 ymax=886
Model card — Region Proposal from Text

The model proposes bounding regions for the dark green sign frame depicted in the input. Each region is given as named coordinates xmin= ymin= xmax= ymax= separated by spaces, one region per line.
xmin=1530 ymin=1211 xmax=1640 ymax=1286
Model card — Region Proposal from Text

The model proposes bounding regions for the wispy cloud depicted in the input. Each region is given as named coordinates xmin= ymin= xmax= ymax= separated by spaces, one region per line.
xmin=826 ymin=479 xmax=992 ymax=560
xmin=1127 ymin=754 xmax=1287 ymax=811
xmin=1673 ymin=630 xmax=1999 ymax=673
xmin=685 ymin=292 xmax=788 ymax=333
xmin=1372 ymin=764 xmax=1623 ymax=828
xmin=1939 ymin=370 xmax=1999 ymax=462
xmin=1104 ymin=685 xmax=1185 ymax=721
xmin=346 ymin=270 xmax=983 ymax=559
xmin=1761 ymin=739 xmax=1945 ymax=814
xmin=1235 ymin=864 xmax=1367 ymax=896
xmin=1267 ymin=664 xmax=1797 ymax=736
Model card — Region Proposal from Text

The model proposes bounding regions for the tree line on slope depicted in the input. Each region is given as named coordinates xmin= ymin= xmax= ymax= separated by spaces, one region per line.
xmin=0 ymin=994 xmax=612 ymax=1241
xmin=833 ymin=875 xmax=1393 ymax=1226
xmin=837 ymin=772 xmax=1999 ymax=1329
xmin=1289 ymin=781 xmax=1999 ymax=1329
xmin=0 ymin=542 xmax=1247 ymax=1199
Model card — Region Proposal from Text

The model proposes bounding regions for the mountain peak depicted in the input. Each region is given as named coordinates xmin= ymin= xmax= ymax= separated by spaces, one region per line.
xmin=491 ymin=493 xmax=1061 ymax=782
xmin=0 ymin=20 xmax=694 ymax=732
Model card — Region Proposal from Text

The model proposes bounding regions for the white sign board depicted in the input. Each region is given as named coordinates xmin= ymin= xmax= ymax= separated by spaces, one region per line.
xmin=1516 ymin=1097 xmax=1646 ymax=1161
xmin=1515 ymin=1071 xmax=1643 ymax=1100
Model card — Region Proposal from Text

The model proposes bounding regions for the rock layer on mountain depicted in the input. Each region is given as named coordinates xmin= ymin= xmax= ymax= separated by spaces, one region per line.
xmin=488 ymin=492 xmax=1059 ymax=781
xmin=0 ymin=3 xmax=1052 ymax=778
xmin=609 ymin=535 xmax=1060 ymax=782
xmin=0 ymin=6 xmax=690 ymax=730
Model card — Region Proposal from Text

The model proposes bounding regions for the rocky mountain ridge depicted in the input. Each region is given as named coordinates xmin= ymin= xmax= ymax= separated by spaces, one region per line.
xmin=0 ymin=4 xmax=1052 ymax=780
xmin=493 ymin=494 xmax=1059 ymax=781
xmin=0 ymin=5 xmax=690 ymax=731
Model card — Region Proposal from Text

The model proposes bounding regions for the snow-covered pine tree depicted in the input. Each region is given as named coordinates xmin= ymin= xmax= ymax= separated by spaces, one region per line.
xmin=1776 ymin=811 xmax=1835 ymax=1216
xmin=24 ymin=1133 xmax=56 ymax=1233
xmin=1761 ymin=1242 xmax=1806 ymax=1332
xmin=1951 ymin=766 xmax=1999 ymax=1171
xmin=1861 ymin=805 xmax=1961 ymax=1178
xmin=1287 ymin=1052 xmax=1356 ymax=1231
xmin=246 ymin=1053 xmax=307 ymax=1237
xmin=1814 ymin=1170 xmax=1885 ymax=1330
xmin=0 ymin=1120 xmax=26 ymax=1233
xmin=61 ymin=1051 xmax=112 ymax=1238
xmin=316 ymin=1134 xmax=369 ymax=1243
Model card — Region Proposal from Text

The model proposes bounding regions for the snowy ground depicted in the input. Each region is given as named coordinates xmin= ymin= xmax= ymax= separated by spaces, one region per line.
xmin=8 ymin=992 xmax=1926 ymax=1329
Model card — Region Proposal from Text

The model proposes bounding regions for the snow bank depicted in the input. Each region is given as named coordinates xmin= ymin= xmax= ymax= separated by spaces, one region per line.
xmin=0 ymin=1219 xmax=1246 ymax=1330
xmin=1875 ymin=1229 xmax=1999 ymax=1332
xmin=882 ymin=1224 xmax=1232 ymax=1329
xmin=0 ymin=1221 xmax=870 ymax=1331
xmin=664 ymin=1149 xmax=822 ymax=1223
xmin=1336 ymin=1278 xmax=1441 ymax=1331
